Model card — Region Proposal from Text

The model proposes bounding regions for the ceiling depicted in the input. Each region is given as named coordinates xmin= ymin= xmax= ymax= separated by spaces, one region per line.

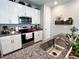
xmin=24 ymin=0 xmax=73 ymax=7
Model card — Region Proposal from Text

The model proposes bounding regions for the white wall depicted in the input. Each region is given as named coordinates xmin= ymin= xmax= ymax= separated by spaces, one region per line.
xmin=51 ymin=0 xmax=79 ymax=36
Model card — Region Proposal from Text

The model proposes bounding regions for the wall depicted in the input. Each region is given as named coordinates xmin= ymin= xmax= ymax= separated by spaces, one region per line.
xmin=51 ymin=0 xmax=79 ymax=36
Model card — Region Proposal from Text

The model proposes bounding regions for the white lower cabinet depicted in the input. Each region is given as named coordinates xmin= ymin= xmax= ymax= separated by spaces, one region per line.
xmin=34 ymin=31 xmax=43 ymax=42
xmin=0 ymin=36 xmax=13 ymax=55
xmin=12 ymin=35 xmax=22 ymax=51
xmin=8 ymin=1 xmax=18 ymax=24
xmin=0 ymin=34 xmax=22 ymax=57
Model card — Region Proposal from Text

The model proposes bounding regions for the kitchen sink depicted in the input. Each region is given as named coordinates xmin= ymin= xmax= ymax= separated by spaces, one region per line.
xmin=47 ymin=44 xmax=65 ymax=57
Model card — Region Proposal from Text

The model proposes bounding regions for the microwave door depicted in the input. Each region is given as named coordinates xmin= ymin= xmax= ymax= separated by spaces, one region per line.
xmin=19 ymin=18 xmax=21 ymax=24
xmin=18 ymin=17 xmax=32 ymax=24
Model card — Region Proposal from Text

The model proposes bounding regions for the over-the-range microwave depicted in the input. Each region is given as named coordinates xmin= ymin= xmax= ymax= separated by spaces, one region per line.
xmin=18 ymin=16 xmax=32 ymax=24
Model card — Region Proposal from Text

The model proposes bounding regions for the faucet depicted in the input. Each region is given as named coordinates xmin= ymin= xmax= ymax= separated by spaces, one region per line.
xmin=52 ymin=37 xmax=56 ymax=48
xmin=52 ymin=37 xmax=60 ymax=48
xmin=52 ymin=37 xmax=68 ymax=48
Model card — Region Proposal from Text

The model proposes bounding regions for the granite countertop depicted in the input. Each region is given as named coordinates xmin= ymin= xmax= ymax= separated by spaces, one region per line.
xmin=0 ymin=29 xmax=43 ymax=37
xmin=24 ymin=29 xmax=43 ymax=33
xmin=0 ymin=42 xmax=53 ymax=59
xmin=0 ymin=33 xmax=21 ymax=37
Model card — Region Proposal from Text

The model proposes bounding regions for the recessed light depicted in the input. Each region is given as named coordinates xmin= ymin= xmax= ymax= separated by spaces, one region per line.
xmin=54 ymin=1 xmax=58 ymax=5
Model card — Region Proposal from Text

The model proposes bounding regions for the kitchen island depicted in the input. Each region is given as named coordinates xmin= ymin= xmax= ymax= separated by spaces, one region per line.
xmin=0 ymin=33 xmax=70 ymax=59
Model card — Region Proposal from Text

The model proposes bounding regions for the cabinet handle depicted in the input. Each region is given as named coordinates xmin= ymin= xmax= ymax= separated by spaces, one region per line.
xmin=45 ymin=29 xmax=47 ymax=30
xmin=11 ymin=40 xmax=14 ymax=43
xmin=13 ymin=40 xmax=14 ymax=43
xmin=38 ymin=34 xmax=39 ymax=36
xmin=11 ymin=40 xmax=12 ymax=43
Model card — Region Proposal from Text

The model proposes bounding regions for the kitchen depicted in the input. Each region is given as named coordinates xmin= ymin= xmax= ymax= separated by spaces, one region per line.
xmin=0 ymin=0 xmax=43 ymax=57
xmin=0 ymin=0 xmax=79 ymax=59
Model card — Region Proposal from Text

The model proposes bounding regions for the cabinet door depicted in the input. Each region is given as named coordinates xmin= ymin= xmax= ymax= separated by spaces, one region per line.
xmin=38 ymin=31 xmax=43 ymax=41
xmin=43 ymin=5 xmax=51 ymax=40
xmin=34 ymin=31 xmax=39 ymax=42
xmin=34 ymin=31 xmax=43 ymax=42
xmin=32 ymin=9 xmax=40 ymax=24
xmin=35 ymin=10 xmax=40 ymax=24
xmin=8 ymin=1 xmax=18 ymax=24
xmin=18 ymin=4 xmax=26 ymax=16
xmin=0 ymin=36 xmax=13 ymax=54
xmin=25 ymin=6 xmax=32 ymax=17
xmin=0 ymin=0 xmax=9 ymax=24
xmin=36 ymin=10 xmax=40 ymax=24
xmin=12 ymin=34 xmax=22 ymax=51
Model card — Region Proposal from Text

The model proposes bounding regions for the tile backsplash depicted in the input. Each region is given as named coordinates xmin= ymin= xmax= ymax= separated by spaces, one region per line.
xmin=0 ymin=24 xmax=37 ymax=32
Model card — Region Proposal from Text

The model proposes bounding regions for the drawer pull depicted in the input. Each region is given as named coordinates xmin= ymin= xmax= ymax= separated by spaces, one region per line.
xmin=11 ymin=40 xmax=14 ymax=43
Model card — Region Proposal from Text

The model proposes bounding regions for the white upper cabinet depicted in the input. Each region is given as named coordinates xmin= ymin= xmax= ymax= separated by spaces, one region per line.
xmin=25 ymin=6 xmax=32 ymax=17
xmin=17 ymin=4 xmax=32 ymax=17
xmin=31 ymin=8 xmax=40 ymax=24
xmin=0 ymin=0 xmax=9 ymax=24
xmin=0 ymin=0 xmax=19 ymax=24
xmin=8 ymin=1 xmax=18 ymax=24
xmin=36 ymin=10 xmax=40 ymax=24
xmin=0 ymin=0 xmax=40 ymax=24
xmin=18 ymin=4 xmax=40 ymax=24
xmin=17 ymin=4 xmax=26 ymax=16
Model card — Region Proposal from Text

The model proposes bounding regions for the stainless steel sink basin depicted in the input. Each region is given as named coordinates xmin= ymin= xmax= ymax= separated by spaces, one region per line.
xmin=47 ymin=44 xmax=65 ymax=57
